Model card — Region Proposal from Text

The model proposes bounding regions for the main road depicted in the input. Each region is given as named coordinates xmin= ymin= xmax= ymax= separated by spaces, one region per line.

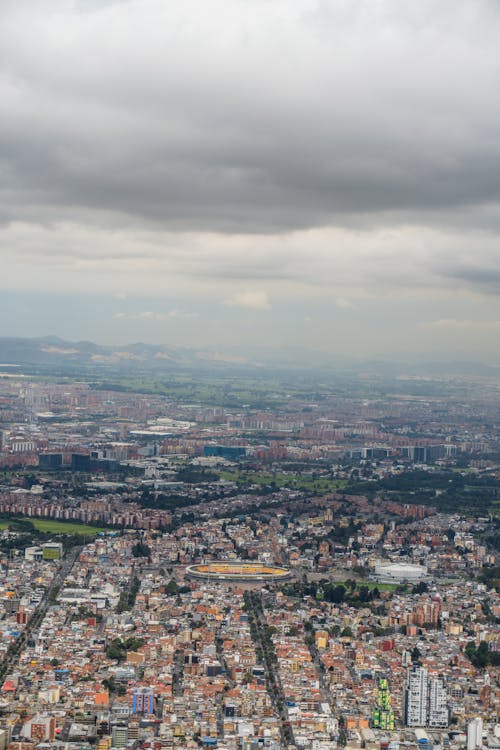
xmin=244 ymin=590 xmax=296 ymax=750
xmin=0 ymin=546 xmax=82 ymax=681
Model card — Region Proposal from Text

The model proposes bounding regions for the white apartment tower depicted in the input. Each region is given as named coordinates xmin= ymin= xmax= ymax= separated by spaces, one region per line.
xmin=467 ymin=718 xmax=483 ymax=750
xmin=428 ymin=676 xmax=449 ymax=727
xmin=405 ymin=667 xmax=429 ymax=726
xmin=404 ymin=667 xmax=449 ymax=728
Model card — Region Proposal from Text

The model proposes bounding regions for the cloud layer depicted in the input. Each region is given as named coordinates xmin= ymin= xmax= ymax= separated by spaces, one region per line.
xmin=1 ymin=0 xmax=500 ymax=359
xmin=2 ymin=0 xmax=500 ymax=233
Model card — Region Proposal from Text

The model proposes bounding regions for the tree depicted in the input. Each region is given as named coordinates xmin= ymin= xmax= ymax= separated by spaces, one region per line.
xmin=106 ymin=639 xmax=124 ymax=661
xmin=330 ymin=585 xmax=346 ymax=604
xmin=131 ymin=542 xmax=151 ymax=559
xmin=102 ymin=675 xmax=116 ymax=692
xmin=166 ymin=579 xmax=179 ymax=595
xmin=358 ymin=586 xmax=371 ymax=602
xmin=413 ymin=581 xmax=429 ymax=595
xmin=466 ymin=641 xmax=490 ymax=669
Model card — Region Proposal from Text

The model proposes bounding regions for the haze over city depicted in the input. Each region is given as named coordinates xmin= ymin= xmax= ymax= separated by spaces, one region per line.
xmin=2 ymin=0 xmax=500 ymax=363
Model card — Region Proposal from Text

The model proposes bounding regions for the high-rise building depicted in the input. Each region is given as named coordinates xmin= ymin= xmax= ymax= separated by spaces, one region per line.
xmin=405 ymin=667 xmax=429 ymax=726
xmin=428 ymin=677 xmax=449 ymax=727
xmin=404 ymin=667 xmax=449 ymax=728
xmin=373 ymin=677 xmax=395 ymax=730
xmin=467 ymin=718 xmax=483 ymax=750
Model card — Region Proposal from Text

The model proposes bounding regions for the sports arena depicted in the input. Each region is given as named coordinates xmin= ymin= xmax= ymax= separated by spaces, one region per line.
xmin=185 ymin=561 xmax=291 ymax=582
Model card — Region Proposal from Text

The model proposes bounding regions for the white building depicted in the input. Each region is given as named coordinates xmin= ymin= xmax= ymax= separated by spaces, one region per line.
xmin=374 ymin=561 xmax=427 ymax=582
xmin=428 ymin=677 xmax=449 ymax=728
xmin=404 ymin=667 xmax=449 ymax=728
xmin=468 ymin=718 xmax=483 ymax=750
xmin=405 ymin=667 xmax=429 ymax=726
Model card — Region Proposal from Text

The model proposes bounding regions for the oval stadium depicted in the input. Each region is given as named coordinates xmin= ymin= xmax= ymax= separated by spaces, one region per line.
xmin=374 ymin=562 xmax=427 ymax=582
xmin=186 ymin=561 xmax=291 ymax=582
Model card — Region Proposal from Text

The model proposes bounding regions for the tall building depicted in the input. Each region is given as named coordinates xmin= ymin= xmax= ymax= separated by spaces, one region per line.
xmin=428 ymin=676 xmax=449 ymax=727
xmin=405 ymin=667 xmax=429 ymax=726
xmin=111 ymin=726 xmax=128 ymax=748
xmin=132 ymin=686 xmax=154 ymax=715
xmin=467 ymin=718 xmax=483 ymax=750
xmin=373 ymin=677 xmax=395 ymax=730
xmin=404 ymin=667 xmax=449 ymax=728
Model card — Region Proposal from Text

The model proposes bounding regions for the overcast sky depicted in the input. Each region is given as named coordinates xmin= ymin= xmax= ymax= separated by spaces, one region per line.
xmin=2 ymin=0 xmax=500 ymax=363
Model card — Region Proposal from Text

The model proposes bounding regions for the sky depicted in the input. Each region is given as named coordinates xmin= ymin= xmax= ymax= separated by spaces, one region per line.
xmin=1 ymin=0 xmax=500 ymax=364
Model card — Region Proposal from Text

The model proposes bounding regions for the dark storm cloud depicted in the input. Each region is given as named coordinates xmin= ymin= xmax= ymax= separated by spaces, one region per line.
xmin=1 ymin=0 xmax=500 ymax=234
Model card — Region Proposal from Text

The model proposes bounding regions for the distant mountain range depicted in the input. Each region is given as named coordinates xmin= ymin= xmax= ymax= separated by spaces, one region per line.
xmin=0 ymin=336 xmax=260 ymax=372
xmin=0 ymin=336 xmax=499 ymax=379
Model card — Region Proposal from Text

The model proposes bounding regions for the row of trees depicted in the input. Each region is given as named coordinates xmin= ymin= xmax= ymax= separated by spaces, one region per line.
xmin=116 ymin=575 xmax=140 ymax=613
xmin=282 ymin=578 xmax=382 ymax=605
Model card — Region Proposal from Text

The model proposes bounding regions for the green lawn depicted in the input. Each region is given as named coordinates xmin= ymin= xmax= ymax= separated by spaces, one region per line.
xmin=217 ymin=470 xmax=347 ymax=492
xmin=360 ymin=581 xmax=400 ymax=592
xmin=0 ymin=518 xmax=108 ymax=535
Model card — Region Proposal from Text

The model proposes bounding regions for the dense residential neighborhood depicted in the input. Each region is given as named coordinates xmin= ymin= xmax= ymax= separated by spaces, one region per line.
xmin=0 ymin=372 xmax=499 ymax=750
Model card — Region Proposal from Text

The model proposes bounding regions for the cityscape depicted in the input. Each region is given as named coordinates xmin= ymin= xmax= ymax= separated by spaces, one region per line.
xmin=2 ymin=2 xmax=500 ymax=750
xmin=0 ymin=358 xmax=498 ymax=750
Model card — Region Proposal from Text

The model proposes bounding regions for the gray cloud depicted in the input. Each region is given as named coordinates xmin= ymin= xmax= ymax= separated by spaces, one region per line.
xmin=1 ymin=0 xmax=500 ymax=235
xmin=2 ymin=0 xmax=500 ymax=365
xmin=2 ymin=219 xmax=500 ymax=305
xmin=445 ymin=266 xmax=500 ymax=294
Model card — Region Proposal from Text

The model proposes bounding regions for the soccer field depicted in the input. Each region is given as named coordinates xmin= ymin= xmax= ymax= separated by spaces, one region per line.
xmin=0 ymin=518 xmax=108 ymax=535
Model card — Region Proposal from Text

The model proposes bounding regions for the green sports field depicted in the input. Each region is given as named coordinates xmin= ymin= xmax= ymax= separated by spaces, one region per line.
xmin=0 ymin=518 xmax=108 ymax=535
xmin=217 ymin=470 xmax=347 ymax=492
